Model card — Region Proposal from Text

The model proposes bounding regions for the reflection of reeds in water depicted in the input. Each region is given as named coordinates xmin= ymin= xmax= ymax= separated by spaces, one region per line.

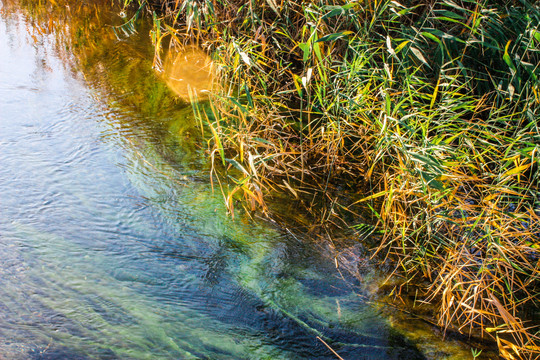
xmin=164 ymin=45 xmax=214 ymax=102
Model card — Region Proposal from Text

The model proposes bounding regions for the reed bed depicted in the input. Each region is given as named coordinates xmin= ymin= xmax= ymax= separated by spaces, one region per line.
xmin=127 ymin=0 xmax=540 ymax=357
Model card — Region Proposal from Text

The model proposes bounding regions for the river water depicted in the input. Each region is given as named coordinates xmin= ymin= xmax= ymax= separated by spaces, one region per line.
xmin=0 ymin=1 xmax=477 ymax=359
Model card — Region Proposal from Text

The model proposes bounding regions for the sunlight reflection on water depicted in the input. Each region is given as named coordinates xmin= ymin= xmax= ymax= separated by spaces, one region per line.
xmin=164 ymin=45 xmax=214 ymax=102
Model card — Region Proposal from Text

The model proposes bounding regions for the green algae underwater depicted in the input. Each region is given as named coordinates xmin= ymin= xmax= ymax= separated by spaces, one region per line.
xmin=0 ymin=0 xmax=492 ymax=358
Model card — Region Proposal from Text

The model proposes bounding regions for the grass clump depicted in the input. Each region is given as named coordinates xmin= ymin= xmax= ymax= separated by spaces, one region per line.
xmin=130 ymin=0 xmax=540 ymax=357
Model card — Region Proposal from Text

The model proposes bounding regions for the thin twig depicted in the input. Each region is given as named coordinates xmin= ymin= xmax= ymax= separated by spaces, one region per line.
xmin=317 ymin=336 xmax=345 ymax=360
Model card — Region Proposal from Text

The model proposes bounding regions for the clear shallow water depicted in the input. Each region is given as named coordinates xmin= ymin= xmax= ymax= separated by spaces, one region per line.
xmin=0 ymin=2 xmax=430 ymax=359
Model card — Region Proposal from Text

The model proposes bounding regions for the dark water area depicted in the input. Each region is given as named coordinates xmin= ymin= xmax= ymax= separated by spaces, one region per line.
xmin=0 ymin=1 xmax=476 ymax=359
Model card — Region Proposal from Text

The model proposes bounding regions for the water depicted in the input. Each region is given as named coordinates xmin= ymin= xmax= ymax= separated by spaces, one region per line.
xmin=0 ymin=1 xmax=472 ymax=359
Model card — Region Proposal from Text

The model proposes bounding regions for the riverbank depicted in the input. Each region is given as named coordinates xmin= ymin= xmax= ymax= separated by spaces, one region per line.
xmin=133 ymin=0 xmax=540 ymax=358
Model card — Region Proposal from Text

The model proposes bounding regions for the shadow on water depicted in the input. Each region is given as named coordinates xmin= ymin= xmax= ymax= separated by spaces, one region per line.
xmin=0 ymin=0 xmax=479 ymax=359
